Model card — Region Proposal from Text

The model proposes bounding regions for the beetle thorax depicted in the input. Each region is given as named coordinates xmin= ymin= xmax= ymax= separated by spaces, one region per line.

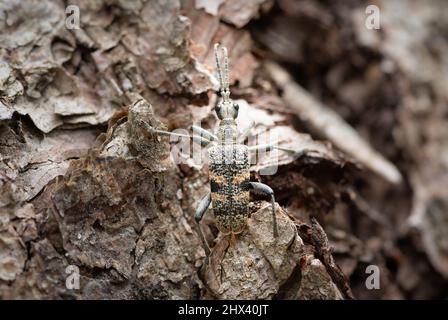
xmin=217 ymin=120 xmax=238 ymax=144
xmin=215 ymin=97 xmax=239 ymax=144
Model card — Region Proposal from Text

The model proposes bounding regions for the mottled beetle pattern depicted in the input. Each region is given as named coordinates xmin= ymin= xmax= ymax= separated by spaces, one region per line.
xmin=148 ymin=44 xmax=296 ymax=255
xmin=208 ymin=144 xmax=250 ymax=234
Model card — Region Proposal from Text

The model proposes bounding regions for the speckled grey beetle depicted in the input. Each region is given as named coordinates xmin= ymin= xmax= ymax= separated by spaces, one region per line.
xmin=147 ymin=43 xmax=296 ymax=255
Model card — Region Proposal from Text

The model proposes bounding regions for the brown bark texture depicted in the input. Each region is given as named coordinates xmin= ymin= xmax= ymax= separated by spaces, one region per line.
xmin=1 ymin=0 xmax=447 ymax=299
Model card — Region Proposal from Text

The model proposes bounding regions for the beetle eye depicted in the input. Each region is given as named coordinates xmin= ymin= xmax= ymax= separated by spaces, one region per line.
xmin=215 ymin=105 xmax=223 ymax=119
xmin=232 ymin=103 xmax=239 ymax=119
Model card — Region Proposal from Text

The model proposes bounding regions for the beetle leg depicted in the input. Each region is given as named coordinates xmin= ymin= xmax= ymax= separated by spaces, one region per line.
xmin=192 ymin=125 xmax=218 ymax=142
xmin=247 ymin=182 xmax=278 ymax=238
xmin=194 ymin=193 xmax=212 ymax=255
xmin=249 ymin=143 xmax=309 ymax=164
xmin=248 ymin=143 xmax=299 ymax=154
xmin=238 ymin=120 xmax=255 ymax=142
xmin=144 ymin=123 xmax=211 ymax=147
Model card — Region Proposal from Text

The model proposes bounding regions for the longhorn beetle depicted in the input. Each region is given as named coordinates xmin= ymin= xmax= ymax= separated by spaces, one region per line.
xmin=147 ymin=43 xmax=296 ymax=255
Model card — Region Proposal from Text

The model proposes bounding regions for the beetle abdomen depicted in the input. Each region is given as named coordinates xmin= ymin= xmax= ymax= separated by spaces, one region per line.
xmin=208 ymin=144 xmax=250 ymax=234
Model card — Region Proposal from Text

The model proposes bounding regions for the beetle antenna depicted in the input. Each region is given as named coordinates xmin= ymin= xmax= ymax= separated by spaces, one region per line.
xmin=222 ymin=46 xmax=229 ymax=92
xmin=214 ymin=43 xmax=230 ymax=99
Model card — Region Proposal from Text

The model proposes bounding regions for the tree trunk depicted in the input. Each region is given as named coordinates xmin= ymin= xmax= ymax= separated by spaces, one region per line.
xmin=1 ymin=0 xmax=447 ymax=299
